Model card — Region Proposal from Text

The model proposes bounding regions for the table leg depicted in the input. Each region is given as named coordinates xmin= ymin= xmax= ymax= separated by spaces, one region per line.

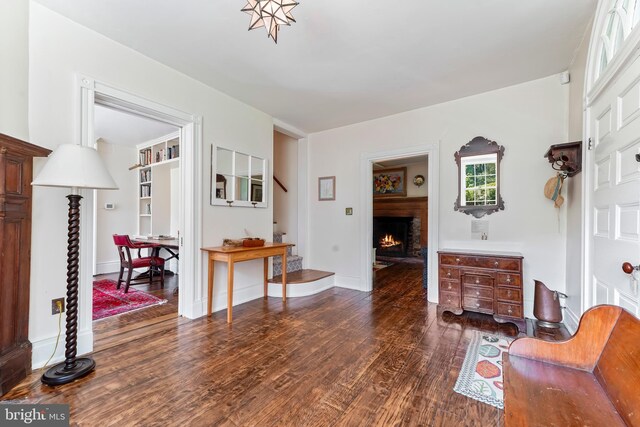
xmin=282 ymin=249 xmax=287 ymax=303
xmin=227 ymin=260 xmax=234 ymax=323
xmin=207 ymin=256 xmax=215 ymax=316
xmin=263 ymin=257 xmax=269 ymax=298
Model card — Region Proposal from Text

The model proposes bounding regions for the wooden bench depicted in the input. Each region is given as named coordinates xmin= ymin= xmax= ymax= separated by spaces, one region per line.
xmin=503 ymin=305 xmax=640 ymax=426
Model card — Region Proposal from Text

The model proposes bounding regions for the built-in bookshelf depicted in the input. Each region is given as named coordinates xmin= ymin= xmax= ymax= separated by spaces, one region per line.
xmin=137 ymin=131 xmax=180 ymax=236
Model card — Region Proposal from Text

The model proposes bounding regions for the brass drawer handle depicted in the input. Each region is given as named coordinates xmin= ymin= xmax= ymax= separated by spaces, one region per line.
xmin=476 ymin=303 xmax=480 ymax=308
xmin=476 ymin=291 xmax=480 ymax=296
xmin=507 ymin=307 xmax=513 ymax=314
xmin=456 ymin=258 xmax=460 ymax=263
xmin=475 ymin=278 xmax=479 ymax=284
xmin=506 ymin=276 xmax=512 ymax=283
xmin=507 ymin=290 xmax=512 ymax=297
xmin=494 ymin=261 xmax=499 ymax=267
xmin=447 ymin=271 xmax=451 ymax=277
xmin=447 ymin=284 xmax=452 ymax=290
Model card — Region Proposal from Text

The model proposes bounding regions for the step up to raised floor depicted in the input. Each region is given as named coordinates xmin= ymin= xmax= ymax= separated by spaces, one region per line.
xmin=269 ymin=269 xmax=335 ymax=284
xmin=272 ymin=255 xmax=302 ymax=276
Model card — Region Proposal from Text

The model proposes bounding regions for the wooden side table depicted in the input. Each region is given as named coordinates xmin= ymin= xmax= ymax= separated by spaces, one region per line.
xmin=201 ymin=243 xmax=293 ymax=323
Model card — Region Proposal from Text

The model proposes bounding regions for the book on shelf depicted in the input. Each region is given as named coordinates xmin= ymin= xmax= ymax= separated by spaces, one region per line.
xmin=140 ymin=184 xmax=151 ymax=198
xmin=140 ymin=169 xmax=151 ymax=182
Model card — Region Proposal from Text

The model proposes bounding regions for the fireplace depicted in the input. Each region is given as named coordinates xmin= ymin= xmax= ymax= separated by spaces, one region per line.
xmin=373 ymin=217 xmax=413 ymax=257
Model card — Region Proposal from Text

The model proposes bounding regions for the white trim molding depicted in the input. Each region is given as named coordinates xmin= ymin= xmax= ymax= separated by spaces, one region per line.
xmin=77 ymin=74 xmax=203 ymax=363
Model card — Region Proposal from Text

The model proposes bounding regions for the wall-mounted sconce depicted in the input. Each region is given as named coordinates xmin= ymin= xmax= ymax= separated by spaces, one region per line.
xmin=544 ymin=141 xmax=582 ymax=177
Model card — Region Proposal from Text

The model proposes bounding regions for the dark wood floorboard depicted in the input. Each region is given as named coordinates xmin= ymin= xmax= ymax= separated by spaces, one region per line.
xmin=2 ymin=263 xmax=520 ymax=426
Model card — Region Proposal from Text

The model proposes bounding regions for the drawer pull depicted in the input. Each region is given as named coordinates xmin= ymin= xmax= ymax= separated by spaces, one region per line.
xmin=475 ymin=278 xmax=479 ymax=284
xmin=507 ymin=308 xmax=513 ymax=314
xmin=447 ymin=298 xmax=452 ymax=303
xmin=475 ymin=303 xmax=480 ymax=308
xmin=506 ymin=276 xmax=512 ymax=283
xmin=476 ymin=291 xmax=480 ymax=296
xmin=447 ymin=271 xmax=451 ymax=277
xmin=447 ymin=284 xmax=452 ymax=290
xmin=494 ymin=261 xmax=499 ymax=267
xmin=456 ymin=258 xmax=460 ymax=263
xmin=507 ymin=290 xmax=512 ymax=297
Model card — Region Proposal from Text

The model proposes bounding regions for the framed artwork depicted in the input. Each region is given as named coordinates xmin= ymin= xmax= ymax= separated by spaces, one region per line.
xmin=373 ymin=167 xmax=407 ymax=197
xmin=318 ymin=176 xmax=336 ymax=201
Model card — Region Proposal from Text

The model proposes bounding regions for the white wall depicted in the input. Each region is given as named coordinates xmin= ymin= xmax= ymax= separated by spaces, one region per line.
xmin=307 ymin=75 xmax=569 ymax=317
xmin=95 ymin=141 xmax=138 ymax=274
xmin=273 ymin=131 xmax=298 ymax=249
xmin=28 ymin=2 xmax=273 ymax=368
xmin=565 ymin=17 xmax=593 ymax=331
xmin=0 ymin=0 xmax=29 ymax=140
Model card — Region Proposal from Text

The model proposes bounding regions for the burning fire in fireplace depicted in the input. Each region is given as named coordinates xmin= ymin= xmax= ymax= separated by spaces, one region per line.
xmin=380 ymin=234 xmax=402 ymax=249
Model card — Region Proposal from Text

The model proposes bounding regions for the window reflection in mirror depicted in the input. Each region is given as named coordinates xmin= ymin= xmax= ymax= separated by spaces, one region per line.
xmin=454 ymin=137 xmax=504 ymax=218
xmin=211 ymin=145 xmax=267 ymax=207
xmin=461 ymin=154 xmax=497 ymax=206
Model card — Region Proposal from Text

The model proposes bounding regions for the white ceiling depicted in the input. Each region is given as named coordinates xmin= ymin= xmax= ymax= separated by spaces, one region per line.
xmin=95 ymin=105 xmax=178 ymax=146
xmin=36 ymin=0 xmax=596 ymax=133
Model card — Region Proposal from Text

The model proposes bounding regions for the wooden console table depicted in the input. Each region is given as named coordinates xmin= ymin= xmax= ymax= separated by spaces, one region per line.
xmin=201 ymin=243 xmax=293 ymax=323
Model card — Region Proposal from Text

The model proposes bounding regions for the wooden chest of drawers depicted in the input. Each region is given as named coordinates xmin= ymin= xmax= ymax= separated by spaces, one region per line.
xmin=438 ymin=250 xmax=525 ymax=332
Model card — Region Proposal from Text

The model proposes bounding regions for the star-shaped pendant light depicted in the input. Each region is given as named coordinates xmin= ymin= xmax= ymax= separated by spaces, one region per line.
xmin=242 ymin=0 xmax=299 ymax=43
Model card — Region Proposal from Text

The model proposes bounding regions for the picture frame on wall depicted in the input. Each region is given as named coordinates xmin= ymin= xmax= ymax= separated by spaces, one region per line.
xmin=373 ymin=167 xmax=407 ymax=197
xmin=318 ymin=176 xmax=336 ymax=201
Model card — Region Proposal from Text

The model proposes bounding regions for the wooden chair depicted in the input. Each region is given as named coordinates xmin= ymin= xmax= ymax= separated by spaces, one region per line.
xmin=503 ymin=304 xmax=640 ymax=426
xmin=113 ymin=234 xmax=165 ymax=293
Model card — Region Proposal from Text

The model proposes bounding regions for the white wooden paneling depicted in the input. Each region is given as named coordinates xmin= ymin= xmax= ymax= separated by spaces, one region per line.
xmin=616 ymin=202 xmax=640 ymax=241
xmin=595 ymin=206 xmax=611 ymax=237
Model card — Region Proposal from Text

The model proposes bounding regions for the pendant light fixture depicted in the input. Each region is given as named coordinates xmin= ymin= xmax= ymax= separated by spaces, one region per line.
xmin=242 ymin=0 xmax=299 ymax=43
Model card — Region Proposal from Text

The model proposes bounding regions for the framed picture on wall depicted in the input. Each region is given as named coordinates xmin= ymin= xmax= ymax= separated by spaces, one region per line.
xmin=318 ymin=176 xmax=336 ymax=201
xmin=373 ymin=167 xmax=407 ymax=197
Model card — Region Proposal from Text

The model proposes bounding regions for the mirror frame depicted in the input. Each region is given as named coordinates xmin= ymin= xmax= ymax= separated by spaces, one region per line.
xmin=454 ymin=136 xmax=505 ymax=218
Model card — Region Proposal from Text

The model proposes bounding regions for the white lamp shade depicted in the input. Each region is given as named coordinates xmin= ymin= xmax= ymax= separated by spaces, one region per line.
xmin=32 ymin=144 xmax=118 ymax=190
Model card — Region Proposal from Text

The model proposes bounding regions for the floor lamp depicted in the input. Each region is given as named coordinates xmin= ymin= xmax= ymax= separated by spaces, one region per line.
xmin=32 ymin=144 xmax=118 ymax=386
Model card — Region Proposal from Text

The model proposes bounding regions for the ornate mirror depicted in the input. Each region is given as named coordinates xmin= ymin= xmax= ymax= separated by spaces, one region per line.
xmin=454 ymin=136 xmax=504 ymax=218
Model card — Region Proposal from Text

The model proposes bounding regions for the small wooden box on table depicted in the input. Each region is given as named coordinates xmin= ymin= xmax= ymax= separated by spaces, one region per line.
xmin=504 ymin=305 xmax=640 ymax=426
xmin=201 ymin=243 xmax=293 ymax=323
xmin=438 ymin=249 xmax=525 ymax=332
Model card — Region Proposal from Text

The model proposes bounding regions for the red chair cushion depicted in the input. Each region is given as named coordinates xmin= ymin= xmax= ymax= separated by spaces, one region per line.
xmin=130 ymin=256 xmax=165 ymax=268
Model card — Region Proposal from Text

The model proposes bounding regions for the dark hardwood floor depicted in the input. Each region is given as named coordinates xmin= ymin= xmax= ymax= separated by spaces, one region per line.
xmin=3 ymin=263 xmax=521 ymax=426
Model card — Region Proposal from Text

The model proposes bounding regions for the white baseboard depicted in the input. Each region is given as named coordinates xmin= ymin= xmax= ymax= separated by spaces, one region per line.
xmin=564 ymin=306 xmax=580 ymax=334
xmin=95 ymin=260 xmax=120 ymax=275
xmin=31 ymin=329 xmax=93 ymax=370
xmin=334 ymin=275 xmax=362 ymax=291
xmin=267 ymin=275 xmax=334 ymax=298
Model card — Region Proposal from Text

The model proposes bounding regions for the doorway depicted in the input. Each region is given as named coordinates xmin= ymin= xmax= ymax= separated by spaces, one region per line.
xmin=372 ymin=156 xmax=429 ymax=287
xmin=360 ymin=144 xmax=439 ymax=301
xmin=77 ymin=76 xmax=202 ymax=356
xmin=92 ymin=104 xmax=181 ymax=328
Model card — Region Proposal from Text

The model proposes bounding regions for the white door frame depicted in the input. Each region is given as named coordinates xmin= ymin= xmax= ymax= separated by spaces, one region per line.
xmin=77 ymin=75 xmax=203 ymax=350
xmin=359 ymin=143 xmax=440 ymax=301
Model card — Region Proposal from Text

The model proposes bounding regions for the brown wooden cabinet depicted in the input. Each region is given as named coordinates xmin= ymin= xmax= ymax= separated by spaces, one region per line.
xmin=0 ymin=133 xmax=50 ymax=395
xmin=438 ymin=249 xmax=525 ymax=332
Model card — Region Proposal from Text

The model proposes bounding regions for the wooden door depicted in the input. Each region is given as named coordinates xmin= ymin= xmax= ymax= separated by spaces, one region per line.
xmin=587 ymin=54 xmax=640 ymax=316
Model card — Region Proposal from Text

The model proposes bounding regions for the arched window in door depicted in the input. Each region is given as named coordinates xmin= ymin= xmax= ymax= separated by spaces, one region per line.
xmin=597 ymin=0 xmax=640 ymax=77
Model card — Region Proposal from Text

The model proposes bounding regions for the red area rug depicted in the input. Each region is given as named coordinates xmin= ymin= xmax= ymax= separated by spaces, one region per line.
xmin=93 ymin=279 xmax=167 ymax=321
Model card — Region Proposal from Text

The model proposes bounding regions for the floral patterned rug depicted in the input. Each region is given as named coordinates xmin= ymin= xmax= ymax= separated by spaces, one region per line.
xmin=93 ymin=279 xmax=167 ymax=321
xmin=453 ymin=331 xmax=514 ymax=409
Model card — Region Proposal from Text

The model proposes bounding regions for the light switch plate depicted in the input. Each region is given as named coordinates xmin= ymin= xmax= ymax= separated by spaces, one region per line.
xmin=345 ymin=207 xmax=353 ymax=215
